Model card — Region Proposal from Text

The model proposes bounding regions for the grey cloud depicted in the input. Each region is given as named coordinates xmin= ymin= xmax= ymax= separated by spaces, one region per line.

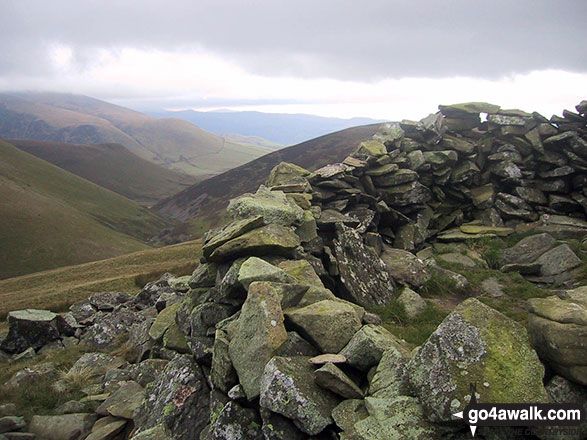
xmin=0 ymin=0 xmax=585 ymax=83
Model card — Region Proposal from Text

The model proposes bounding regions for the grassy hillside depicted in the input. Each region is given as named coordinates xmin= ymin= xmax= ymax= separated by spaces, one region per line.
xmin=11 ymin=139 xmax=198 ymax=205
xmin=0 ymin=92 xmax=270 ymax=178
xmin=0 ymin=139 xmax=170 ymax=279
xmin=0 ymin=240 xmax=201 ymax=321
xmin=154 ymin=123 xmax=382 ymax=230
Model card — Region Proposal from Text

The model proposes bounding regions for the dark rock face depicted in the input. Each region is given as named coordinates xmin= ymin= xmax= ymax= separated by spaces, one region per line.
xmin=0 ymin=309 xmax=61 ymax=354
xmin=333 ymin=224 xmax=396 ymax=306
xmin=134 ymin=355 xmax=210 ymax=440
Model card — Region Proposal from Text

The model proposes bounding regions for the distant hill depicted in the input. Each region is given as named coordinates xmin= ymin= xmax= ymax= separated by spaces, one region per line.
xmin=0 ymin=138 xmax=170 ymax=279
xmin=224 ymin=133 xmax=283 ymax=150
xmin=154 ymin=123 xmax=382 ymax=229
xmin=146 ymin=109 xmax=386 ymax=145
xmin=10 ymin=139 xmax=198 ymax=206
xmin=0 ymin=92 xmax=270 ymax=178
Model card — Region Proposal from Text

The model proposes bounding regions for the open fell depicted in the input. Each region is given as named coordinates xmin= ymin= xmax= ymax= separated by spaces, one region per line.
xmin=10 ymin=139 xmax=197 ymax=205
xmin=0 ymin=239 xmax=201 ymax=322
xmin=0 ymin=92 xmax=270 ymax=178
xmin=0 ymin=139 xmax=170 ymax=279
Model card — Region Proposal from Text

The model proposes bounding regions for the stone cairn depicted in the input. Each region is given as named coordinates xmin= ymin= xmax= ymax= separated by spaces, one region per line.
xmin=1 ymin=101 xmax=586 ymax=440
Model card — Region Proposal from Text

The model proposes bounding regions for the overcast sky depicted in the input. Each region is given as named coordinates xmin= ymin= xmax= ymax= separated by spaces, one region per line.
xmin=0 ymin=0 xmax=585 ymax=120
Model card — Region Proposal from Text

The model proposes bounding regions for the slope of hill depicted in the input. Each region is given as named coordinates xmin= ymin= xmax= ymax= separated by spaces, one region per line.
xmin=154 ymin=123 xmax=382 ymax=228
xmin=0 ymin=139 xmax=170 ymax=279
xmin=0 ymin=239 xmax=201 ymax=321
xmin=0 ymin=92 xmax=270 ymax=178
xmin=10 ymin=139 xmax=197 ymax=205
xmin=147 ymin=108 xmax=386 ymax=145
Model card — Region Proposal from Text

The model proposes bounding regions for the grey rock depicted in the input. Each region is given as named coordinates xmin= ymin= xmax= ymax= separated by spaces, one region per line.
xmin=499 ymin=233 xmax=556 ymax=266
xmin=339 ymin=325 xmax=409 ymax=371
xmin=535 ymin=244 xmax=582 ymax=276
xmin=408 ymin=299 xmax=548 ymax=422
xmin=28 ymin=414 xmax=97 ymax=440
xmin=314 ymin=362 xmax=363 ymax=399
xmin=0 ymin=309 xmax=60 ymax=354
xmin=228 ymin=281 xmax=287 ymax=400
xmin=333 ymin=224 xmax=396 ymax=306
xmin=134 ymin=355 xmax=210 ymax=440
xmin=259 ymin=356 xmax=339 ymax=435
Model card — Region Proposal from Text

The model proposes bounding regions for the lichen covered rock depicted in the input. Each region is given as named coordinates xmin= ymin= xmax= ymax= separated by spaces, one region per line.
xmin=408 ymin=298 xmax=548 ymax=422
xmin=259 ymin=356 xmax=339 ymax=435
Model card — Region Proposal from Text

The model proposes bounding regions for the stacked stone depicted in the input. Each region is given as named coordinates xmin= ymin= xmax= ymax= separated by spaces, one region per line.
xmin=297 ymin=101 xmax=587 ymax=253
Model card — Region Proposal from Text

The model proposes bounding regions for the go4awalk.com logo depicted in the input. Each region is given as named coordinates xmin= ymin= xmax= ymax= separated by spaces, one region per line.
xmin=453 ymin=384 xmax=585 ymax=437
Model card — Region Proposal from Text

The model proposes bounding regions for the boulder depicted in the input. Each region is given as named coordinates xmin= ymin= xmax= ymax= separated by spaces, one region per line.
xmin=499 ymin=233 xmax=556 ymax=267
xmin=534 ymin=244 xmax=582 ymax=276
xmin=0 ymin=416 xmax=25 ymax=434
xmin=260 ymin=408 xmax=306 ymax=440
xmin=352 ymin=396 xmax=437 ymax=440
xmin=228 ymin=281 xmax=287 ymax=400
xmin=210 ymin=328 xmax=238 ymax=394
xmin=332 ymin=399 xmax=368 ymax=436
xmin=28 ymin=414 xmax=97 ymax=440
xmin=96 ymin=381 xmax=145 ymax=419
xmin=0 ymin=309 xmax=61 ymax=354
xmin=81 ymin=307 xmax=145 ymax=349
xmin=227 ymin=186 xmax=304 ymax=226
xmin=208 ymin=224 xmax=301 ymax=262
xmin=397 ymin=287 xmax=427 ymax=319
xmin=314 ymin=362 xmax=363 ymax=399
xmin=259 ymin=356 xmax=339 ymax=435
xmin=527 ymin=291 xmax=587 ymax=385
xmin=339 ymin=325 xmax=409 ymax=371
xmin=149 ymin=303 xmax=182 ymax=342
xmin=285 ymin=300 xmax=362 ymax=353
xmin=277 ymin=259 xmax=324 ymax=287
xmin=237 ymin=257 xmax=295 ymax=289
xmin=130 ymin=424 xmax=173 ymax=440
xmin=209 ymin=401 xmax=263 ymax=440
xmin=85 ymin=418 xmax=127 ymax=440
xmin=89 ymin=292 xmax=133 ymax=311
xmin=408 ymin=298 xmax=549 ymax=422
xmin=202 ymin=216 xmax=265 ymax=259
xmin=545 ymin=375 xmax=587 ymax=440
xmin=134 ymin=355 xmax=210 ymax=440
xmin=368 ymin=347 xmax=410 ymax=399
xmin=188 ymin=262 xmax=218 ymax=288
xmin=333 ymin=224 xmax=396 ymax=306
xmin=380 ymin=247 xmax=430 ymax=288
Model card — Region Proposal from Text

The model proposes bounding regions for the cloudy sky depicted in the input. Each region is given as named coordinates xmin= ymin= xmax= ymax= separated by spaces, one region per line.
xmin=0 ymin=0 xmax=585 ymax=120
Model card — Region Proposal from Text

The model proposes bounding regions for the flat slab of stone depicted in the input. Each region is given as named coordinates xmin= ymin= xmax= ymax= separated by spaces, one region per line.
xmin=535 ymin=244 xmax=581 ymax=276
xmin=309 ymin=354 xmax=346 ymax=365
xmin=499 ymin=233 xmax=556 ymax=266
xmin=209 ymin=224 xmax=301 ymax=262
xmin=314 ymin=362 xmax=363 ymax=399
xmin=202 ymin=216 xmax=265 ymax=258
xmin=29 ymin=414 xmax=97 ymax=440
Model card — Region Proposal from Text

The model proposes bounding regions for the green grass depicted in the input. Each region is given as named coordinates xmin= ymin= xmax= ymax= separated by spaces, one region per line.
xmin=12 ymin=140 xmax=199 ymax=206
xmin=0 ymin=139 xmax=173 ymax=279
xmin=0 ymin=239 xmax=201 ymax=322
xmin=0 ymin=344 xmax=94 ymax=421
xmin=369 ymin=301 xmax=450 ymax=346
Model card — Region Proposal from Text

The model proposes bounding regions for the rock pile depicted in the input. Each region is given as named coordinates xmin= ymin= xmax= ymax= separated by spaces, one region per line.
xmin=1 ymin=100 xmax=586 ymax=440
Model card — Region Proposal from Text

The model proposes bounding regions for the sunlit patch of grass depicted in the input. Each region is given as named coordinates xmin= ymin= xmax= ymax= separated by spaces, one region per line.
xmin=369 ymin=301 xmax=449 ymax=347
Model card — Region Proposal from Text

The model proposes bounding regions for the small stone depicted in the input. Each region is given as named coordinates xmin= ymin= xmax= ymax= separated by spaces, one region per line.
xmin=314 ymin=362 xmax=363 ymax=399
xmin=397 ymin=287 xmax=427 ymax=319
xmin=309 ymin=354 xmax=347 ymax=365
